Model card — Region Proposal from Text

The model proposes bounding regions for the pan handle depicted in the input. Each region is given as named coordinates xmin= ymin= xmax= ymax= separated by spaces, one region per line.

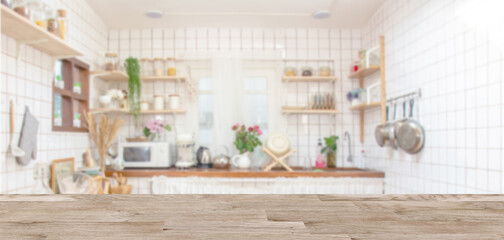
xmin=402 ymin=101 xmax=406 ymax=118
xmin=409 ymin=99 xmax=415 ymax=118
xmin=386 ymin=105 xmax=389 ymax=122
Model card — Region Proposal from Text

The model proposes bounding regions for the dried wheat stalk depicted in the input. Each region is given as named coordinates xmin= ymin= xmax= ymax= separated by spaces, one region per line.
xmin=85 ymin=112 xmax=123 ymax=171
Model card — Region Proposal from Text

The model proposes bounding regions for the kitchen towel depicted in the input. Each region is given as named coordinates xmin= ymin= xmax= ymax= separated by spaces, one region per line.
xmin=16 ymin=107 xmax=39 ymax=166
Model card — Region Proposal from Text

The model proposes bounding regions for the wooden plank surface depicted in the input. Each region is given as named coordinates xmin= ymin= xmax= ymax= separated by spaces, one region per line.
xmin=104 ymin=167 xmax=384 ymax=178
xmin=1 ymin=194 xmax=504 ymax=239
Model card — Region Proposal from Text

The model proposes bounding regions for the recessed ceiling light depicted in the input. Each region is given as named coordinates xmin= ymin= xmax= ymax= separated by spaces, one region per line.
xmin=146 ymin=10 xmax=163 ymax=19
xmin=312 ymin=10 xmax=331 ymax=19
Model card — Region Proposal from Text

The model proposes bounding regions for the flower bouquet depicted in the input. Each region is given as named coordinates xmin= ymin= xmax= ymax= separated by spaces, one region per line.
xmin=143 ymin=118 xmax=171 ymax=141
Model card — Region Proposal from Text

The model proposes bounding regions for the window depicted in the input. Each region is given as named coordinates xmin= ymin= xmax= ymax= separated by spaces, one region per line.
xmin=244 ymin=77 xmax=269 ymax=139
xmin=198 ymin=77 xmax=213 ymax=144
xmin=52 ymin=58 xmax=89 ymax=132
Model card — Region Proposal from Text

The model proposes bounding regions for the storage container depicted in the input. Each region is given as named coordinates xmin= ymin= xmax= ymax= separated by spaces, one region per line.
xmin=154 ymin=95 xmax=164 ymax=110
xmin=166 ymin=57 xmax=176 ymax=76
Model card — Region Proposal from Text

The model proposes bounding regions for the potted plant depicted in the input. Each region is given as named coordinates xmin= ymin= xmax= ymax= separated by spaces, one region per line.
xmin=143 ymin=118 xmax=171 ymax=142
xmin=124 ymin=57 xmax=141 ymax=122
xmin=73 ymin=82 xmax=82 ymax=94
xmin=231 ymin=123 xmax=262 ymax=169
xmin=321 ymin=135 xmax=339 ymax=168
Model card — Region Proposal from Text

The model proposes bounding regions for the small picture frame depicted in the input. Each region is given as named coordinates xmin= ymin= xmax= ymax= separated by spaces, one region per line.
xmin=51 ymin=158 xmax=75 ymax=194
xmin=366 ymin=82 xmax=381 ymax=104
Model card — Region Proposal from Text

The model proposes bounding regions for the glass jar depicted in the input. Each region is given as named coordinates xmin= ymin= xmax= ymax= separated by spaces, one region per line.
xmin=284 ymin=67 xmax=296 ymax=77
xmin=319 ymin=66 xmax=332 ymax=77
xmin=47 ymin=9 xmax=58 ymax=36
xmin=29 ymin=0 xmax=48 ymax=29
xmin=154 ymin=95 xmax=164 ymax=110
xmin=140 ymin=58 xmax=152 ymax=76
xmin=57 ymin=9 xmax=66 ymax=40
xmin=153 ymin=58 xmax=164 ymax=76
xmin=166 ymin=57 xmax=176 ymax=76
xmin=350 ymin=61 xmax=359 ymax=73
xmin=104 ymin=52 xmax=118 ymax=71
xmin=12 ymin=0 xmax=30 ymax=19
xmin=301 ymin=67 xmax=313 ymax=76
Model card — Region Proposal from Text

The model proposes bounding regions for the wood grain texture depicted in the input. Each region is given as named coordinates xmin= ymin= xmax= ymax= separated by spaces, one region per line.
xmin=1 ymin=195 xmax=504 ymax=239
xmin=104 ymin=167 xmax=384 ymax=178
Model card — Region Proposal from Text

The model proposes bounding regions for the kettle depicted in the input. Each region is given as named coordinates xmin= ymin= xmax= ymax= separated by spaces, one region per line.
xmin=196 ymin=146 xmax=212 ymax=168
xmin=212 ymin=145 xmax=231 ymax=169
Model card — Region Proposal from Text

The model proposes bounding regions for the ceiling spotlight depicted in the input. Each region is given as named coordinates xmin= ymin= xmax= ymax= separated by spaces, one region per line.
xmin=146 ymin=10 xmax=163 ymax=19
xmin=312 ymin=10 xmax=331 ymax=19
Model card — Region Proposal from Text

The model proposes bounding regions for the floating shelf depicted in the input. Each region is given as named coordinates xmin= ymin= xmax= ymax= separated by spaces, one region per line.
xmin=349 ymin=102 xmax=382 ymax=111
xmin=348 ymin=65 xmax=380 ymax=79
xmin=282 ymin=109 xmax=339 ymax=115
xmin=142 ymin=76 xmax=186 ymax=82
xmin=91 ymin=71 xmax=129 ymax=82
xmin=1 ymin=5 xmax=83 ymax=58
xmin=282 ymin=76 xmax=338 ymax=83
xmin=89 ymin=108 xmax=186 ymax=115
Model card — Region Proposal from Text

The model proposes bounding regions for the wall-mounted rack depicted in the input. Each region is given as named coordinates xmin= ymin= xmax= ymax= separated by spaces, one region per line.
xmin=348 ymin=36 xmax=386 ymax=143
xmin=387 ymin=89 xmax=422 ymax=103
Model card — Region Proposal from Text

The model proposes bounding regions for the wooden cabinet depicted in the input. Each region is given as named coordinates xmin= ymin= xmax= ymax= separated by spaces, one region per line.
xmin=52 ymin=58 xmax=89 ymax=132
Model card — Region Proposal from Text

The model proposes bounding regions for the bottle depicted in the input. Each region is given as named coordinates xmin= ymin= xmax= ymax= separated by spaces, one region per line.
xmin=315 ymin=138 xmax=326 ymax=168
xmin=56 ymin=9 xmax=66 ymax=40
xmin=31 ymin=162 xmax=54 ymax=194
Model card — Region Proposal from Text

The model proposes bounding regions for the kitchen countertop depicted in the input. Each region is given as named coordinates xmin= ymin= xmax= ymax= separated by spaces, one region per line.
xmin=1 ymin=194 xmax=504 ymax=239
xmin=104 ymin=167 xmax=384 ymax=178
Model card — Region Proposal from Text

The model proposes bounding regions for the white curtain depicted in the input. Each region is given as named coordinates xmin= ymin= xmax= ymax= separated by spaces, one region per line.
xmin=212 ymin=52 xmax=246 ymax=150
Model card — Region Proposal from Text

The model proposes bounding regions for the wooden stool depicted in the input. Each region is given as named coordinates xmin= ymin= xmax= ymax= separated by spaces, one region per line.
xmin=262 ymin=147 xmax=296 ymax=172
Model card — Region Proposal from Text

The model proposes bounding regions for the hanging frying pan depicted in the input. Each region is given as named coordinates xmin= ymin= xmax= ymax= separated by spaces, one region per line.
xmin=397 ymin=99 xmax=425 ymax=154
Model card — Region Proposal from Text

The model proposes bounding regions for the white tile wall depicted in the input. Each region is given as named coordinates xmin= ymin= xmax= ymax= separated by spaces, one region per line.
xmin=106 ymin=27 xmax=364 ymax=169
xmin=360 ymin=0 xmax=504 ymax=193
xmin=0 ymin=0 xmax=107 ymax=193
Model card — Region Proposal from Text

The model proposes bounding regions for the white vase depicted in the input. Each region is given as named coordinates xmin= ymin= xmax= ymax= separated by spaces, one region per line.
xmin=231 ymin=152 xmax=251 ymax=169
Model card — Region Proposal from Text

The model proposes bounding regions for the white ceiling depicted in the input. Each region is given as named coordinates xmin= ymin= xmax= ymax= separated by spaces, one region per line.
xmin=85 ymin=0 xmax=385 ymax=29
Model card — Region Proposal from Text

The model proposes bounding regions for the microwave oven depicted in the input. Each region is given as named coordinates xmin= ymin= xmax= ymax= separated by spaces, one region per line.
xmin=118 ymin=141 xmax=172 ymax=168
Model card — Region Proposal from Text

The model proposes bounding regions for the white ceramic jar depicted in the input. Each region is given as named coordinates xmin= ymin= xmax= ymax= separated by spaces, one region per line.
xmin=154 ymin=95 xmax=164 ymax=110
xmin=140 ymin=101 xmax=149 ymax=111
xmin=169 ymin=94 xmax=180 ymax=110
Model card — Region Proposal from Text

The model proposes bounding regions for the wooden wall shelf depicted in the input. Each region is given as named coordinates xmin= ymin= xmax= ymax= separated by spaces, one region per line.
xmin=354 ymin=37 xmax=386 ymax=143
xmin=89 ymin=108 xmax=186 ymax=115
xmin=142 ymin=76 xmax=186 ymax=82
xmin=91 ymin=71 xmax=129 ymax=82
xmin=350 ymin=102 xmax=382 ymax=111
xmin=282 ymin=76 xmax=338 ymax=83
xmin=282 ymin=109 xmax=339 ymax=115
xmin=1 ymin=5 xmax=83 ymax=58
xmin=348 ymin=65 xmax=380 ymax=79
xmin=105 ymin=167 xmax=385 ymax=178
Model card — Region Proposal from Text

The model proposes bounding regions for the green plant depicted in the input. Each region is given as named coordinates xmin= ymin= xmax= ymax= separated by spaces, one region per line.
xmin=321 ymin=135 xmax=339 ymax=154
xmin=232 ymin=123 xmax=262 ymax=154
xmin=124 ymin=57 xmax=141 ymax=121
xmin=74 ymin=113 xmax=81 ymax=120
xmin=74 ymin=82 xmax=81 ymax=87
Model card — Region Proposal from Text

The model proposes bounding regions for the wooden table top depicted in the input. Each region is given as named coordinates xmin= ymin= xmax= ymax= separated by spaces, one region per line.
xmin=1 ymin=194 xmax=504 ymax=239
xmin=104 ymin=167 xmax=385 ymax=178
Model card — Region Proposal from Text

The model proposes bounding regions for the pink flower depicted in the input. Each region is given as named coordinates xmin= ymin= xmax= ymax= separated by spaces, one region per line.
xmin=241 ymin=125 xmax=246 ymax=131
xmin=232 ymin=123 xmax=240 ymax=130
xmin=257 ymin=130 xmax=263 ymax=136
xmin=254 ymin=125 xmax=259 ymax=131
xmin=248 ymin=127 xmax=253 ymax=132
